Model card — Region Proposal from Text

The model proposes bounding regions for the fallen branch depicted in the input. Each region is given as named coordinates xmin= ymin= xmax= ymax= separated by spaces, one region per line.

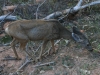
xmin=33 ymin=61 xmax=54 ymax=68
xmin=32 ymin=42 xmax=43 ymax=53
xmin=43 ymin=0 xmax=100 ymax=20
xmin=16 ymin=57 xmax=31 ymax=72
xmin=80 ymin=1 xmax=100 ymax=9
xmin=0 ymin=14 xmax=16 ymax=22
xmin=0 ymin=4 xmax=19 ymax=22
xmin=2 ymin=56 xmax=21 ymax=61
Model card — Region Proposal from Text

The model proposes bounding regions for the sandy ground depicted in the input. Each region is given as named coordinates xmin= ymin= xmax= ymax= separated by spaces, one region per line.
xmin=0 ymin=44 xmax=100 ymax=75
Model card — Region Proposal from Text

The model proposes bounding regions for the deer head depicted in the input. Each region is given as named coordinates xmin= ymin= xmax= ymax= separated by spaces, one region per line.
xmin=72 ymin=26 xmax=93 ymax=51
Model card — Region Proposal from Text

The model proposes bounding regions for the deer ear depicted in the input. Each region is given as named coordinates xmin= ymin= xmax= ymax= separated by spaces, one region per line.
xmin=72 ymin=26 xmax=82 ymax=35
xmin=72 ymin=33 xmax=82 ymax=42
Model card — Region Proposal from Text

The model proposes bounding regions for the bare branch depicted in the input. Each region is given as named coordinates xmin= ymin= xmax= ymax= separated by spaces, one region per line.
xmin=36 ymin=0 xmax=47 ymax=19
xmin=33 ymin=61 xmax=54 ymax=68
xmin=72 ymin=0 xmax=100 ymax=13
xmin=16 ymin=57 xmax=31 ymax=72
xmin=0 ymin=14 xmax=17 ymax=22
xmin=76 ymin=0 xmax=83 ymax=7
xmin=43 ymin=9 xmax=70 ymax=20
xmin=43 ymin=0 xmax=100 ymax=20
xmin=80 ymin=0 xmax=100 ymax=9
xmin=74 ymin=0 xmax=83 ymax=11
xmin=35 ymin=42 xmax=43 ymax=52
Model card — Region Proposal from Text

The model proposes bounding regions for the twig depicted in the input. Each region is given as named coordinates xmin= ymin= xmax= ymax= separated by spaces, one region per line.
xmin=11 ymin=4 xmax=20 ymax=15
xmin=25 ymin=44 xmax=35 ymax=60
xmin=33 ymin=61 xmax=54 ymax=68
xmin=0 ymin=4 xmax=19 ymax=28
xmin=81 ymin=0 xmax=100 ymax=9
xmin=16 ymin=57 xmax=31 ymax=72
xmin=34 ymin=42 xmax=43 ymax=53
xmin=58 ymin=7 xmax=73 ymax=22
xmin=36 ymin=0 xmax=47 ymax=19
xmin=2 ymin=56 xmax=20 ymax=61
xmin=63 ymin=64 xmax=69 ymax=68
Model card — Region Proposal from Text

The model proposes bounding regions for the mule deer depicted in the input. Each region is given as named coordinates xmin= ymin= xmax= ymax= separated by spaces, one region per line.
xmin=5 ymin=19 xmax=92 ymax=61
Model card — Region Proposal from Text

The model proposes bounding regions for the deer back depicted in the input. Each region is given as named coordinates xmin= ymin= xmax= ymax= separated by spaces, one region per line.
xmin=5 ymin=19 xmax=62 ymax=41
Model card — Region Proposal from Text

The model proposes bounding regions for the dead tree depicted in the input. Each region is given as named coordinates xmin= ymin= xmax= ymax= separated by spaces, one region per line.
xmin=42 ymin=0 xmax=100 ymax=20
xmin=1 ymin=0 xmax=100 ymax=21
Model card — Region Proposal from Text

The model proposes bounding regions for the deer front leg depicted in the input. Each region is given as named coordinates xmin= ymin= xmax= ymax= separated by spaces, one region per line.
xmin=10 ymin=38 xmax=21 ymax=60
xmin=36 ymin=40 xmax=48 ymax=61
xmin=19 ymin=42 xmax=27 ymax=51
xmin=48 ymin=40 xmax=55 ymax=55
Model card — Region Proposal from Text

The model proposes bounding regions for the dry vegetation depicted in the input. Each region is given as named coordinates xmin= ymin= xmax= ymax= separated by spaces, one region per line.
xmin=0 ymin=0 xmax=100 ymax=75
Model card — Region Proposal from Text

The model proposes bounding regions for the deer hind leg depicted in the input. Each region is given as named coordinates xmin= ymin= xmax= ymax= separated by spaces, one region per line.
xmin=48 ymin=40 xmax=55 ymax=55
xmin=20 ymin=41 xmax=35 ymax=60
xmin=19 ymin=41 xmax=27 ymax=51
xmin=10 ymin=38 xmax=21 ymax=60
xmin=51 ymin=40 xmax=56 ymax=53
xmin=36 ymin=40 xmax=48 ymax=61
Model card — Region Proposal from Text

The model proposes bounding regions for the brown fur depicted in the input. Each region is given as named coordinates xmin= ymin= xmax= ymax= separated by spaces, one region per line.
xmin=5 ymin=19 xmax=73 ymax=60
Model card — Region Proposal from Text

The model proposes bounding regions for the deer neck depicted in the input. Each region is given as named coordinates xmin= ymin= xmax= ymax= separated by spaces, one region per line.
xmin=60 ymin=28 xmax=74 ymax=40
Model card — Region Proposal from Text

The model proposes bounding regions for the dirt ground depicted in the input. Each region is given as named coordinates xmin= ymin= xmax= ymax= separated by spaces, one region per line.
xmin=0 ymin=0 xmax=100 ymax=75
xmin=0 ymin=42 xmax=100 ymax=75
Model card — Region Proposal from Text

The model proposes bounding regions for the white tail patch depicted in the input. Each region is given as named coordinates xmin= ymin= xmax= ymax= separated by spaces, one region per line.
xmin=5 ymin=27 xmax=9 ymax=35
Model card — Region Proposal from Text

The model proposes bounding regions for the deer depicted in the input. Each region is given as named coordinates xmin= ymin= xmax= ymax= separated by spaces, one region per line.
xmin=5 ymin=19 xmax=93 ymax=61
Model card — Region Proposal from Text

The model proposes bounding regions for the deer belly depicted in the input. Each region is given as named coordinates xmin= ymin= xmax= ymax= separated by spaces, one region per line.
xmin=27 ymin=28 xmax=49 ymax=40
xmin=11 ymin=31 xmax=29 ymax=40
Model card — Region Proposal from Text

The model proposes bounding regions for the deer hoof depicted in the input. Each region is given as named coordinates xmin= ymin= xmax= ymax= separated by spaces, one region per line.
xmin=2 ymin=56 xmax=21 ymax=61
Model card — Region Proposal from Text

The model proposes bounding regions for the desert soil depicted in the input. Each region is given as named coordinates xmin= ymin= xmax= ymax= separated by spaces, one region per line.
xmin=0 ymin=42 xmax=100 ymax=75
